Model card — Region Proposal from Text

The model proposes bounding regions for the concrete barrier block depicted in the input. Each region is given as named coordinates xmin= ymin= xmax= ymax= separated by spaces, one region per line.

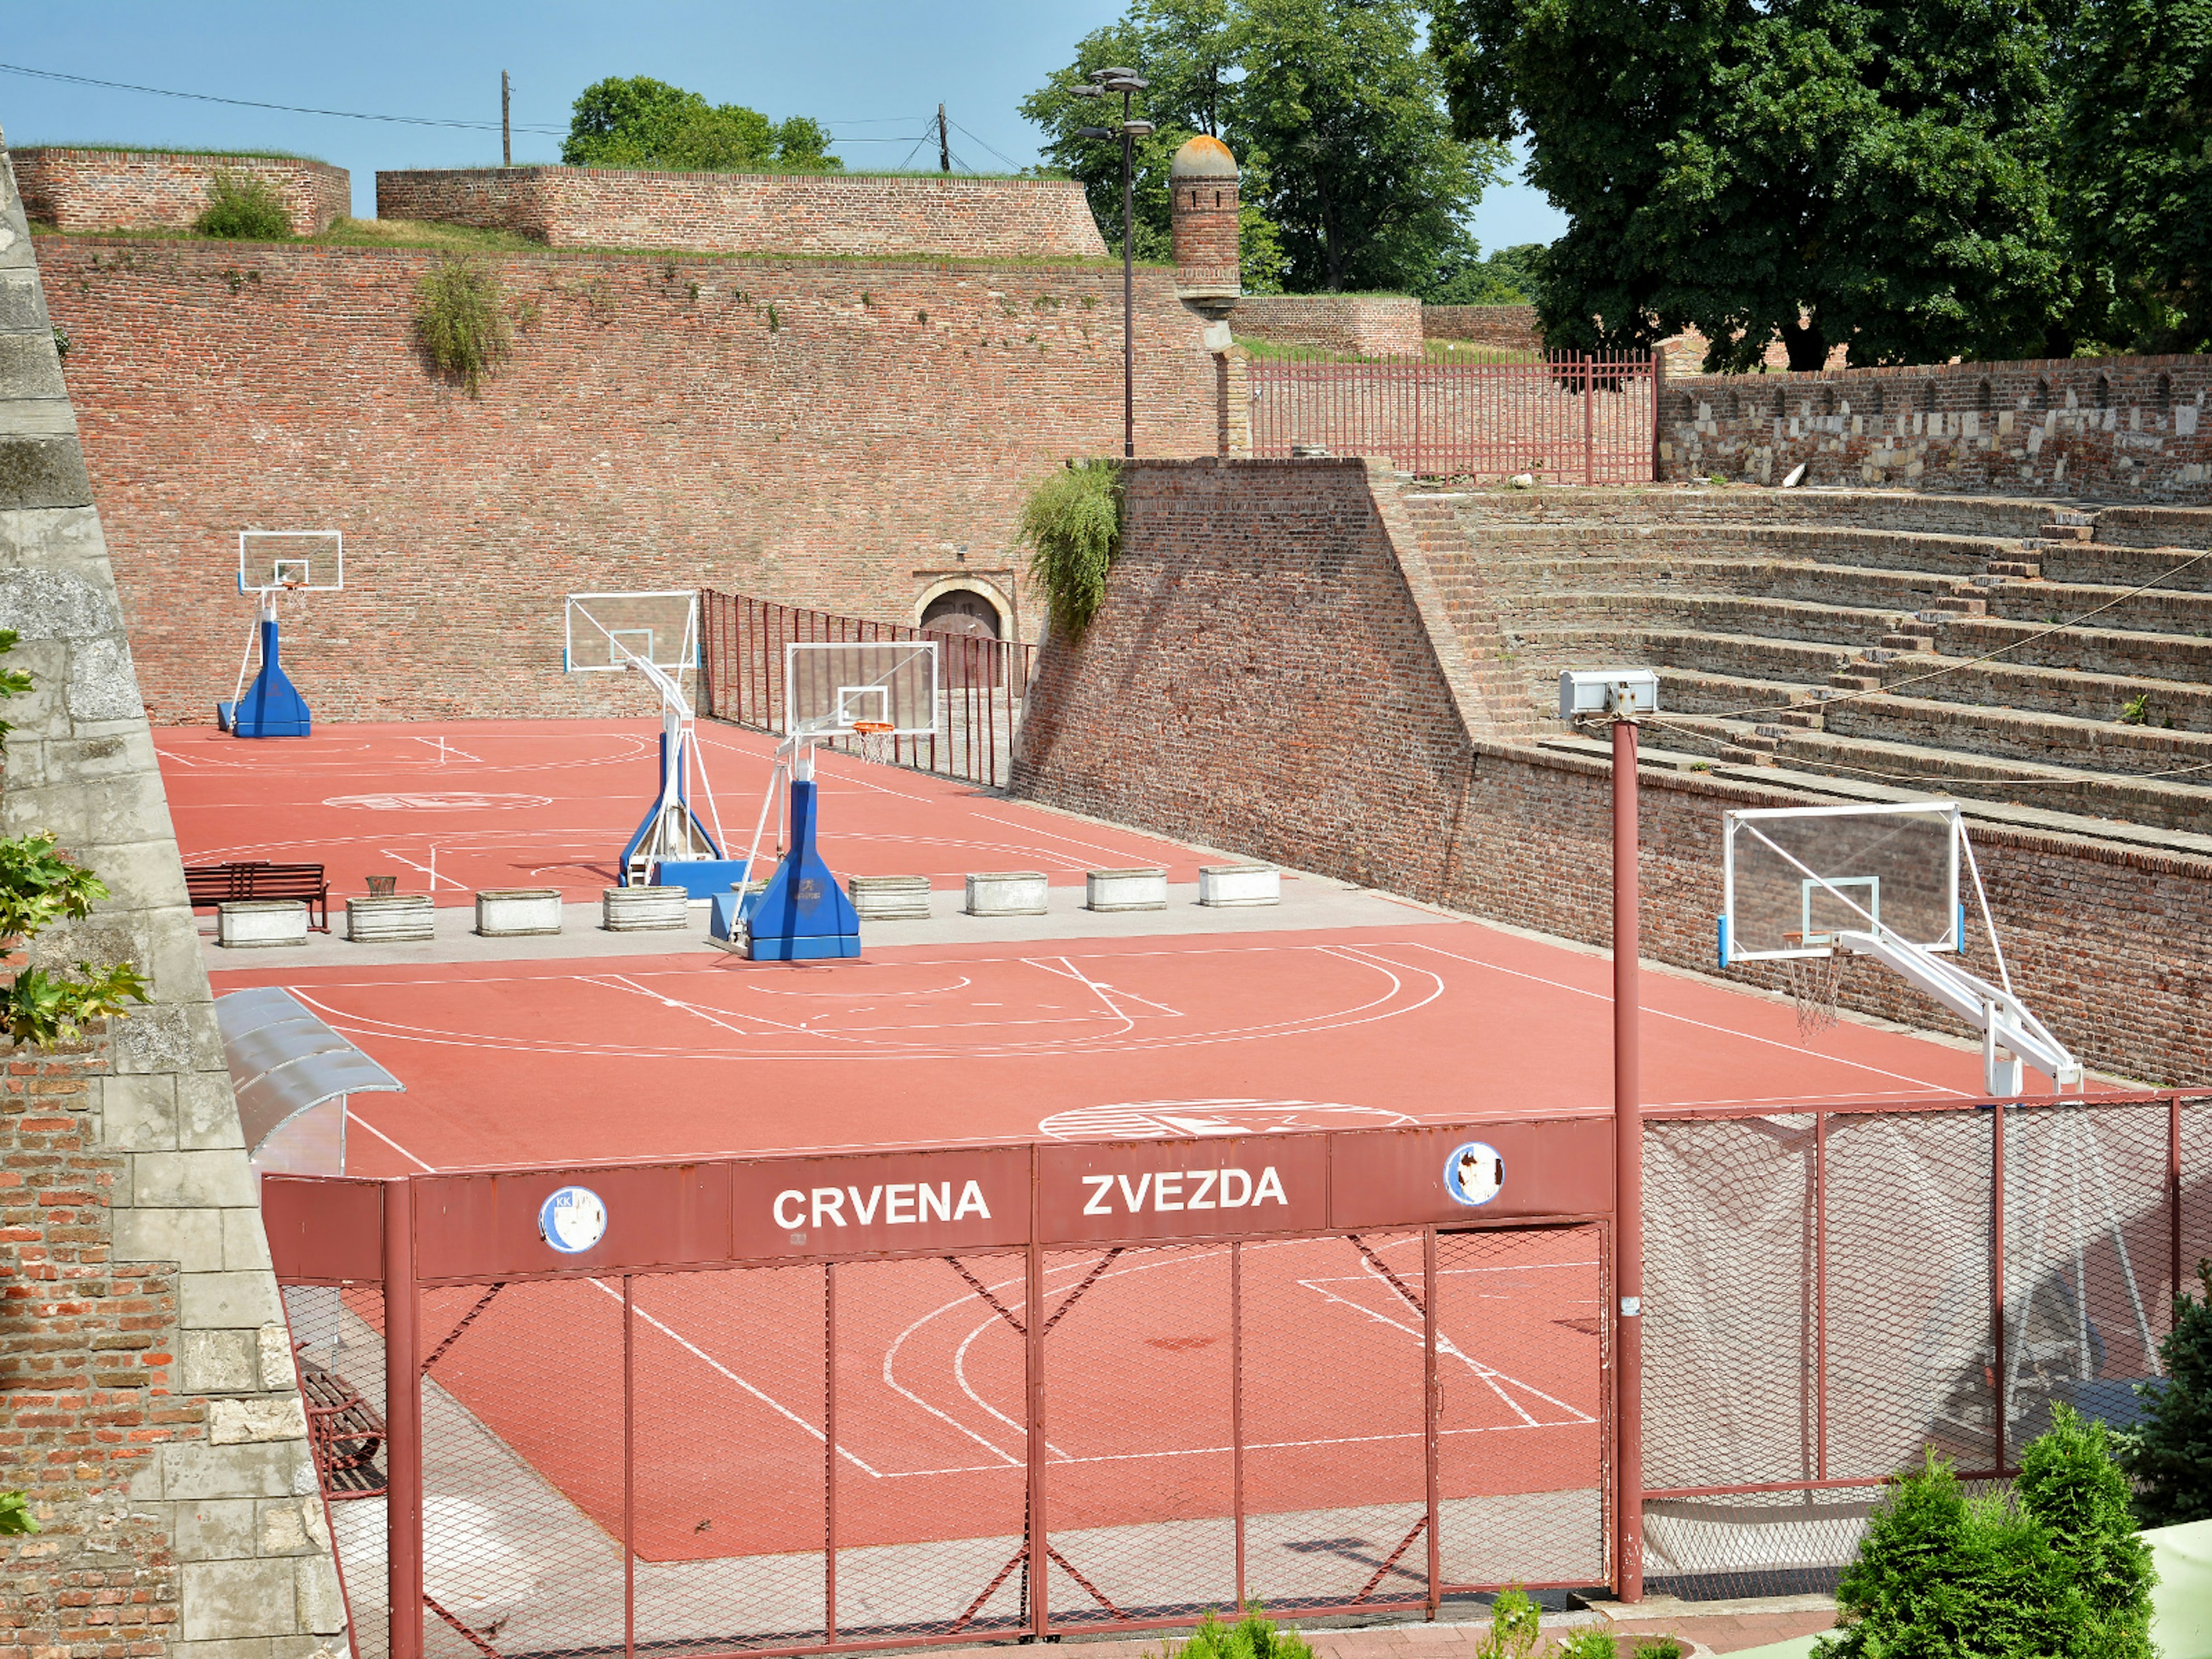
xmin=603 ymin=885 xmax=689 ymax=931
xmin=217 ymin=900 xmax=308 ymax=949
xmin=851 ymin=874 xmax=930 ymax=920
xmin=965 ymin=871 xmax=1048 ymax=916
xmin=475 ymin=887 xmax=562 ymax=937
xmin=1086 ymin=867 xmax=1168 ymax=911
xmin=1198 ymin=863 xmax=1280 ymax=907
xmin=344 ymin=894 xmax=434 ymax=943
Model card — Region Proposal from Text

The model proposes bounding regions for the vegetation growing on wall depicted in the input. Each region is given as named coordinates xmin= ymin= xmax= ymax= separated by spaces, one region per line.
xmin=1017 ymin=460 xmax=1122 ymax=638
xmin=413 ymin=255 xmax=514 ymax=396
xmin=194 ymin=169 xmax=291 ymax=240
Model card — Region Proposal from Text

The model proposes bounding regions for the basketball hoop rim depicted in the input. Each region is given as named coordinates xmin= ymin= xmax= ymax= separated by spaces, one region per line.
xmin=849 ymin=720 xmax=895 ymax=734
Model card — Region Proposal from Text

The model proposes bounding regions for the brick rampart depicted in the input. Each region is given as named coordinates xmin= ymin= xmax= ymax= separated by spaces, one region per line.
xmin=1661 ymin=355 xmax=2212 ymax=501
xmin=16 ymin=150 xmax=350 ymax=237
xmin=374 ymin=166 xmax=1108 ymax=260
xmin=1229 ymin=294 xmax=1423 ymax=357
xmin=1421 ymin=305 xmax=1543 ymax=351
xmin=35 ymin=238 xmax=1227 ymax=724
xmin=1011 ymin=457 xmax=2210 ymax=1088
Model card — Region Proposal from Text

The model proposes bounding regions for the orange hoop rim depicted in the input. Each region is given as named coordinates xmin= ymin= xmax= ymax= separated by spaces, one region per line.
xmin=850 ymin=720 xmax=895 ymax=734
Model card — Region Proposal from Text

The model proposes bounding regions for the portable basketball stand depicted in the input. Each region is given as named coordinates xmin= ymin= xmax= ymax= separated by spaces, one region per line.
xmin=716 ymin=639 xmax=940 ymax=963
xmin=220 ymin=531 xmax=342 ymax=738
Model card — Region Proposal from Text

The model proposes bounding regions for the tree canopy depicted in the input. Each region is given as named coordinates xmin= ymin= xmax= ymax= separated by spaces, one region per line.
xmin=563 ymin=76 xmax=840 ymax=173
xmin=1022 ymin=0 xmax=1500 ymax=294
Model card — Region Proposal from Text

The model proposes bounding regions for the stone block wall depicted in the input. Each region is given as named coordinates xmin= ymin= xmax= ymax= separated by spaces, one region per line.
xmin=1421 ymin=304 xmax=1543 ymax=352
xmin=1010 ymin=456 xmax=2210 ymax=1089
xmin=374 ymin=166 xmax=1108 ymax=260
xmin=35 ymin=238 xmax=1228 ymax=724
xmin=15 ymin=151 xmax=349 ymax=237
xmin=0 ymin=131 xmax=344 ymax=1659
xmin=1661 ymin=354 xmax=2212 ymax=500
xmin=1228 ymin=294 xmax=1423 ymax=357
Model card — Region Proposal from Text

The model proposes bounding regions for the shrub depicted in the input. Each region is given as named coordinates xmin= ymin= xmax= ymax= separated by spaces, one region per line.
xmin=1016 ymin=460 xmax=1122 ymax=639
xmin=2119 ymin=1259 xmax=2212 ymax=1525
xmin=1164 ymin=1604 xmax=1312 ymax=1659
xmin=1552 ymin=1629 xmax=1619 ymax=1659
xmin=1478 ymin=1587 xmax=1543 ymax=1659
xmin=195 ymin=169 xmax=291 ymax=240
xmin=414 ymin=256 xmax=514 ymax=396
xmin=2017 ymin=1403 xmax=2156 ymax=1654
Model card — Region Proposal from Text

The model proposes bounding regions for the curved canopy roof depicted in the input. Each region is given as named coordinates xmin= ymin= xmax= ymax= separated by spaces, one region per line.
xmin=216 ymin=986 xmax=404 ymax=1153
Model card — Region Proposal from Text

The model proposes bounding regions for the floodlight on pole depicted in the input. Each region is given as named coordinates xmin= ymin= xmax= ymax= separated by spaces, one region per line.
xmin=1077 ymin=69 xmax=1150 ymax=457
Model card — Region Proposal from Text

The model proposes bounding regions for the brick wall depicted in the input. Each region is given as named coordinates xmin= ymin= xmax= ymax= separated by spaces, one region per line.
xmin=36 ymin=238 xmax=1226 ymax=725
xmin=1661 ymin=354 xmax=2212 ymax=501
xmin=1228 ymin=294 xmax=1423 ymax=357
xmin=1421 ymin=305 xmax=1543 ymax=351
xmin=3 ymin=134 xmax=344 ymax=1659
xmin=1012 ymin=456 xmax=2211 ymax=1088
xmin=374 ymin=166 xmax=1108 ymax=260
xmin=16 ymin=151 xmax=349 ymax=237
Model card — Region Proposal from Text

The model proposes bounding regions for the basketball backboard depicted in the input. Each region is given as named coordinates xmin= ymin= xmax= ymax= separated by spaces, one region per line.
xmin=1721 ymin=801 xmax=1963 ymax=964
xmin=237 ymin=531 xmax=343 ymax=594
xmin=784 ymin=640 xmax=940 ymax=739
xmin=566 ymin=592 xmax=699 ymax=673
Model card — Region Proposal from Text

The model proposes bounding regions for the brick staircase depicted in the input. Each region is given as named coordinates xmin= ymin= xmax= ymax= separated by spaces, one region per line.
xmin=1400 ymin=483 xmax=2212 ymax=837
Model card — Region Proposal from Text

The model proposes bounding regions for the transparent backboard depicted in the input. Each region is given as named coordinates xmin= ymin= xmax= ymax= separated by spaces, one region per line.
xmin=237 ymin=531 xmax=343 ymax=594
xmin=1722 ymin=802 xmax=1963 ymax=963
xmin=566 ymin=591 xmax=698 ymax=673
xmin=785 ymin=640 xmax=940 ymax=738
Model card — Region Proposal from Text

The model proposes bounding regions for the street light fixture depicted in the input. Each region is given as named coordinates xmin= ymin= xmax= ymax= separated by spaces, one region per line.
xmin=1074 ymin=68 xmax=1152 ymax=457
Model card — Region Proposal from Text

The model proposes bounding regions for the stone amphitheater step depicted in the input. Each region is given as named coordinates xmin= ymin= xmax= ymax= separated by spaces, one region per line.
xmin=1448 ymin=485 xmax=2064 ymax=539
xmin=1438 ymin=555 xmax=1975 ymax=613
xmin=1919 ymin=612 xmax=2212 ymax=688
xmin=1654 ymin=711 xmax=2212 ymax=835
xmin=1975 ymin=574 xmax=2212 ymax=635
xmin=1820 ymin=683 xmax=2212 ymax=773
xmin=2078 ymin=506 xmax=2212 ymax=550
xmin=1505 ymin=627 xmax=1857 ymax=692
xmin=1505 ymin=591 xmax=1911 ymax=649
xmin=1442 ymin=520 xmax=2010 ymax=577
xmin=2039 ymin=543 xmax=2212 ymax=593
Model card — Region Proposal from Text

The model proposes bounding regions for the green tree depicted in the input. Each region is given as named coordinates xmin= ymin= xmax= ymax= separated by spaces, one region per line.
xmin=562 ymin=76 xmax=840 ymax=173
xmin=2120 ymin=1260 xmax=2212 ymax=1525
xmin=2017 ymin=1405 xmax=2157 ymax=1659
xmin=2059 ymin=0 xmax=2212 ymax=353
xmin=1433 ymin=0 xmax=2072 ymax=368
xmin=1421 ymin=236 xmax=1547 ymax=305
xmin=1021 ymin=0 xmax=1493 ymax=294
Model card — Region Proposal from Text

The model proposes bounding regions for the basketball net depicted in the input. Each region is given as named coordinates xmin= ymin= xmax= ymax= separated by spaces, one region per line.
xmin=1782 ymin=933 xmax=1844 ymax=1039
xmin=850 ymin=720 xmax=895 ymax=767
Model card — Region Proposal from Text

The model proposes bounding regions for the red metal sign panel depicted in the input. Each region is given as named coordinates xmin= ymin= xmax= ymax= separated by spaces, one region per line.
xmin=1328 ymin=1119 xmax=1612 ymax=1230
xmin=1037 ymin=1135 xmax=1330 ymax=1243
xmin=730 ymin=1147 xmax=1029 ymax=1259
xmin=412 ymin=1162 xmax=732 ymax=1280
xmin=260 ymin=1175 xmax=383 ymax=1282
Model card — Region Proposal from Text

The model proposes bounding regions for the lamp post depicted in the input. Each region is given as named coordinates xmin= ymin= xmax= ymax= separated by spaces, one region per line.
xmin=1073 ymin=69 xmax=1154 ymax=458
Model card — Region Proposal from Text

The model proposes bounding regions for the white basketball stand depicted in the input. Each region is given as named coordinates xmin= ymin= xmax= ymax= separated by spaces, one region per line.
xmin=223 ymin=531 xmax=342 ymax=737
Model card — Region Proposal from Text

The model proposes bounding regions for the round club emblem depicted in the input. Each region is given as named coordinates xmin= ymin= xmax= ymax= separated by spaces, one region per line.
xmin=538 ymin=1185 xmax=608 ymax=1254
xmin=1443 ymin=1142 xmax=1504 ymax=1207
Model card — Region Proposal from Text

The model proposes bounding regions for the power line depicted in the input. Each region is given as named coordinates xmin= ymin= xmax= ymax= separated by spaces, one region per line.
xmin=948 ymin=117 xmax=1027 ymax=173
xmin=0 ymin=59 xmax=569 ymax=135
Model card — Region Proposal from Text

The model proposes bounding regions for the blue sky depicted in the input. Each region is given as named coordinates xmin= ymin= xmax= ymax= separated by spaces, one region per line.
xmin=0 ymin=0 xmax=1567 ymax=253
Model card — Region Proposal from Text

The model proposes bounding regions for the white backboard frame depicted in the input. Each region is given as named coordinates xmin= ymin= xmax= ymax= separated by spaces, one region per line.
xmin=565 ymin=590 xmax=700 ymax=675
xmin=237 ymin=531 xmax=344 ymax=595
xmin=1722 ymin=800 xmax=1964 ymax=964
xmin=783 ymin=639 xmax=941 ymax=740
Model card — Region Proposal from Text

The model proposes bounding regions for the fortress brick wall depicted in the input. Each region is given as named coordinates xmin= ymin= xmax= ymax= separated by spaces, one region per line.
xmin=374 ymin=166 xmax=1108 ymax=260
xmin=1228 ymin=294 xmax=1424 ymax=357
xmin=1011 ymin=457 xmax=2209 ymax=1089
xmin=16 ymin=150 xmax=350 ymax=237
xmin=35 ymin=238 xmax=1226 ymax=725
xmin=1662 ymin=354 xmax=2212 ymax=500
xmin=1421 ymin=304 xmax=1544 ymax=352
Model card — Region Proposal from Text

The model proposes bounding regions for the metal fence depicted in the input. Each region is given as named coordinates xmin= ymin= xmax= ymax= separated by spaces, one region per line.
xmin=699 ymin=592 xmax=1036 ymax=790
xmin=1246 ymin=351 xmax=1658 ymax=483
xmin=265 ymin=1093 xmax=2212 ymax=1659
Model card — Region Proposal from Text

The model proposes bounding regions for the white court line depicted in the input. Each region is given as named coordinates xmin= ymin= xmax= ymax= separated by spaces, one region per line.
xmin=377 ymin=849 xmax=468 ymax=893
xmin=1025 ymin=955 xmax=1184 ymax=1020
xmin=349 ymin=1111 xmax=437 ymax=1171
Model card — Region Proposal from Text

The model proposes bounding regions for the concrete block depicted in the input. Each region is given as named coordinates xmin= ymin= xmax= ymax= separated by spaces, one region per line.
xmin=849 ymin=873 xmax=930 ymax=920
xmin=346 ymin=894 xmax=434 ymax=942
xmin=297 ymin=1554 xmax=347 ymax=1635
xmin=134 ymin=1148 xmax=256 ymax=1209
xmin=1085 ymin=867 xmax=1168 ymax=911
xmin=161 ymin=1440 xmax=304 ymax=1500
xmin=1198 ymin=863 xmax=1280 ymax=907
xmin=102 ymin=1071 xmax=179 ymax=1150
xmin=257 ymin=1322 xmax=295 ymax=1391
xmin=180 ymin=1328 xmax=259 ymax=1395
xmin=603 ymin=884 xmax=688 ymax=931
xmin=115 ymin=1205 xmax=225 ymax=1272
xmin=218 ymin=900 xmax=309 ymax=948
xmin=224 ymin=1206 xmax=273 ymax=1272
xmin=252 ymin=1497 xmax=319 ymax=1556
xmin=173 ymin=1641 xmax=276 ymax=1659
xmin=964 ymin=870 xmax=1048 ymax=916
xmin=475 ymin=887 xmax=562 ymax=936
xmin=183 ymin=1555 xmax=304 ymax=1640
xmin=181 ymin=1268 xmax=284 ymax=1330
xmin=209 ymin=1396 xmax=308 ymax=1445
xmin=180 ymin=1069 xmax=248 ymax=1151
xmin=172 ymin=1498 xmax=258 ymax=1562
xmin=111 ymin=1001 xmax=225 ymax=1075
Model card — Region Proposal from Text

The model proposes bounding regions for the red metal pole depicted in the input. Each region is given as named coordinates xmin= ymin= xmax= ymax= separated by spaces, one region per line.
xmin=623 ymin=1276 xmax=635 ymax=1659
xmin=1423 ymin=1227 xmax=1441 ymax=1618
xmin=1815 ymin=1112 xmax=1828 ymax=1482
xmin=1027 ymin=1154 xmax=1048 ymax=1638
xmin=1232 ymin=1240 xmax=1247 ymax=1608
xmin=1584 ymin=355 xmax=1597 ymax=486
xmin=826 ymin=1262 xmax=839 ymax=1642
xmin=1993 ymin=1103 xmax=2007 ymax=1474
xmin=1612 ymin=717 xmax=1644 ymax=1603
xmin=2172 ymin=1093 xmax=2183 ymax=1318
xmin=383 ymin=1178 xmax=423 ymax=1659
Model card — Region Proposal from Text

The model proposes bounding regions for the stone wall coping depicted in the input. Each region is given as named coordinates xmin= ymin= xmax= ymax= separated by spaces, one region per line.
xmin=378 ymin=163 xmax=1090 ymax=192
xmin=1669 ymin=351 xmax=2212 ymax=384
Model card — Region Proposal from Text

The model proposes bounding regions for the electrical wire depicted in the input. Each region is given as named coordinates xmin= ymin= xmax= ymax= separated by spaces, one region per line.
xmin=0 ymin=59 xmax=568 ymax=134
xmin=949 ymin=118 xmax=1028 ymax=172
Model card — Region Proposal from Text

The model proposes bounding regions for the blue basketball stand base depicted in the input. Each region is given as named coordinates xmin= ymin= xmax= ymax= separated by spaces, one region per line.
xmin=741 ymin=779 xmax=859 ymax=962
xmin=231 ymin=617 xmax=311 ymax=738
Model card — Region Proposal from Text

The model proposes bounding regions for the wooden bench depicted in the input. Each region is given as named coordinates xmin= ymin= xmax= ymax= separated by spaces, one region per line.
xmin=183 ymin=861 xmax=329 ymax=932
xmin=297 ymin=1355 xmax=387 ymax=1499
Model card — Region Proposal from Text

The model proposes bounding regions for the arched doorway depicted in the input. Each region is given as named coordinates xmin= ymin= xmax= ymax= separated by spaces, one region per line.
xmin=919 ymin=589 xmax=1002 ymax=639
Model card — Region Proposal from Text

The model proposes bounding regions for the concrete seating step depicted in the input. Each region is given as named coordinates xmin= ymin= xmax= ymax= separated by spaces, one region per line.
xmin=2039 ymin=544 xmax=2212 ymax=592
xmin=1922 ymin=612 xmax=2212 ymax=687
xmin=1508 ymin=626 xmax=1857 ymax=688
xmin=1506 ymin=591 xmax=1909 ymax=649
xmin=1438 ymin=555 xmax=1974 ymax=612
xmin=1439 ymin=519 xmax=2014 ymax=575
xmin=1978 ymin=575 xmax=2212 ymax=635
xmin=1821 ymin=683 xmax=2212 ymax=772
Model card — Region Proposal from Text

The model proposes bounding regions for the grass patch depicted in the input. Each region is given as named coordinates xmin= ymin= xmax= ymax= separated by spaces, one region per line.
xmin=1236 ymin=333 xmax=1540 ymax=365
xmin=17 ymin=141 xmax=324 ymax=161
xmin=196 ymin=171 xmax=292 ymax=240
xmin=321 ymin=217 xmax=551 ymax=253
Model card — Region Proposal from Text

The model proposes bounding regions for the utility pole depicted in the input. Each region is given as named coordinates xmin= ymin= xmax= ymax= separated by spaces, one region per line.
xmin=501 ymin=71 xmax=512 ymax=167
xmin=938 ymin=104 xmax=951 ymax=173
